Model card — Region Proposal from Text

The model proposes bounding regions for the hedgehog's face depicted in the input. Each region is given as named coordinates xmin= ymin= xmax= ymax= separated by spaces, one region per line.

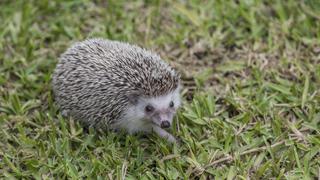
xmin=135 ymin=88 xmax=181 ymax=129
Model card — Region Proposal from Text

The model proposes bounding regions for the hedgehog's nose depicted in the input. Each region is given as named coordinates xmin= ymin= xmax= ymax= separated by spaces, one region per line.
xmin=161 ymin=121 xmax=170 ymax=128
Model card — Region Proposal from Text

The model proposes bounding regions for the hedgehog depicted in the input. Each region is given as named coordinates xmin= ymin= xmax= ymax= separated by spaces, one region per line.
xmin=51 ymin=38 xmax=181 ymax=143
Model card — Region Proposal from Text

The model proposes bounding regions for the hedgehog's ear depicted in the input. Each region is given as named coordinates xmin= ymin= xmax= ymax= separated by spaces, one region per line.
xmin=126 ymin=93 xmax=140 ymax=105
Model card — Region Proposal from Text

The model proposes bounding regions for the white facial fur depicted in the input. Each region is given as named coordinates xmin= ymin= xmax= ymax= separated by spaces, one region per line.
xmin=119 ymin=87 xmax=181 ymax=134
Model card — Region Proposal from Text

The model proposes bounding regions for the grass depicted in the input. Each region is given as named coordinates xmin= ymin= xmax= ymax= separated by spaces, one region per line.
xmin=0 ymin=0 xmax=319 ymax=179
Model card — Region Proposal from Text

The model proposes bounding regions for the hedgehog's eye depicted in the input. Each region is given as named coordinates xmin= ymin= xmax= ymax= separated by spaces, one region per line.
xmin=145 ymin=105 xmax=154 ymax=113
xmin=169 ymin=101 xmax=174 ymax=108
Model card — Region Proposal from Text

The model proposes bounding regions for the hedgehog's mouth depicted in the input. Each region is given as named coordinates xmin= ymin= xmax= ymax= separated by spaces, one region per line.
xmin=151 ymin=121 xmax=161 ymax=127
xmin=151 ymin=121 xmax=170 ymax=129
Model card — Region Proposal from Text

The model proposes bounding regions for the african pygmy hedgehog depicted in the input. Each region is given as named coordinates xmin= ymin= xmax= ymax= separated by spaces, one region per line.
xmin=51 ymin=38 xmax=181 ymax=143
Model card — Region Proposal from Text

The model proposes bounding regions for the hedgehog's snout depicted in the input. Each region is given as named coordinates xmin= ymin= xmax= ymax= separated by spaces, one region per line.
xmin=150 ymin=110 xmax=173 ymax=129
xmin=161 ymin=121 xmax=170 ymax=128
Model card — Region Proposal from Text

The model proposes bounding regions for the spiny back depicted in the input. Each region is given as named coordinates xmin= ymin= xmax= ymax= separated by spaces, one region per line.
xmin=71 ymin=39 xmax=178 ymax=95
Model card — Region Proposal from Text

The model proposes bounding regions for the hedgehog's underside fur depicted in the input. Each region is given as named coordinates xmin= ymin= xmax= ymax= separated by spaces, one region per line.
xmin=52 ymin=38 xmax=180 ymax=130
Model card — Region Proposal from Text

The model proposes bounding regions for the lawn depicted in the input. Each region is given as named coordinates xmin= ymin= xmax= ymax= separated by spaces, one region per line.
xmin=0 ymin=0 xmax=319 ymax=179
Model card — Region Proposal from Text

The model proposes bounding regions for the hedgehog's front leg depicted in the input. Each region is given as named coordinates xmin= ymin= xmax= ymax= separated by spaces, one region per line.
xmin=151 ymin=125 xmax=176 ymax=143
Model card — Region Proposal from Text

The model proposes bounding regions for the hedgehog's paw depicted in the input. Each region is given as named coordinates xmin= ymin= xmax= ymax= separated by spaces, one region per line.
xmin=166 ymin=134 xmax=177 ymax=144
xmin=152 ymin=125 xmax=177 ymax=144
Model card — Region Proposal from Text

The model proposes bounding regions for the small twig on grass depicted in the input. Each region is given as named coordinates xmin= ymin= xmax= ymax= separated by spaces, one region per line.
xmin=285 ymin=115 xmax=307 ymax=143
xmin=235 ymin=124 xmax=247 ymax=135
xmin=160 ymin=154 xmax=180 ymax=163
xmin=192 ymin=137 xmax=300 ymax=175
